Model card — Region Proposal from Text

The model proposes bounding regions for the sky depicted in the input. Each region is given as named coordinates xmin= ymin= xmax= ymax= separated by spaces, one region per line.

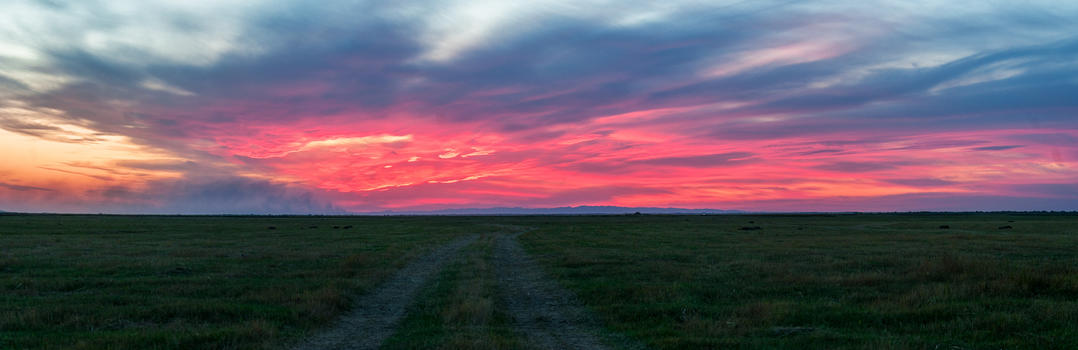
xmin=1 ymin=0 xmax=1077 ymax=214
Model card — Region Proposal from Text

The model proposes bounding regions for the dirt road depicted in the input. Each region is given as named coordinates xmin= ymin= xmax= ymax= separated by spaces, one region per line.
xmin=493 ymin=233 xmax=611 ymax=350
xmin=293 ymin=235 xmax=477 ymax=350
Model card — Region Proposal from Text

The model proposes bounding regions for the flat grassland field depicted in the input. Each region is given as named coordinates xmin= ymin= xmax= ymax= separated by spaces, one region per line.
xmin=1 ymin=213 xmax=1076 ymax=349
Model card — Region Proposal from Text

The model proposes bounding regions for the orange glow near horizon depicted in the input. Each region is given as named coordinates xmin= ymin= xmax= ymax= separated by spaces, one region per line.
xmin=0 ymin=126 xmax=188 ymax=210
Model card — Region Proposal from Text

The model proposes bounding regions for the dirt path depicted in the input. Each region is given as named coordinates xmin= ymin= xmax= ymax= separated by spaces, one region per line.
xmin=293 ymin=235 xmax=477 ymax=350
xmin=493 ymin=233 xmax=611 ymax=350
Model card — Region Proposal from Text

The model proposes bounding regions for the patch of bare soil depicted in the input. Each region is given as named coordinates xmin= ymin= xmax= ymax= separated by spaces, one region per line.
xmin=293 ymin=235 xmax=477 ymax=350
xmin=493 ymin=233 xmax=612 ymax=350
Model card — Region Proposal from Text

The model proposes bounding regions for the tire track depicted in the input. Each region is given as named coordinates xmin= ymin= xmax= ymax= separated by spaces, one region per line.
xmin=293 ymin=235 xmax=477 ymax=350
xmin=494 ymin=233 xmax=610 ymax=350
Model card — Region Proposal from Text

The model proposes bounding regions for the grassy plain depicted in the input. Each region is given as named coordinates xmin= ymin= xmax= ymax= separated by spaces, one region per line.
xmin=519 ymin=213 xmax=1078 ymax=349
xmin=0 ymin=215 xmax=480 ymax=349
xmin=382 ymin=234 xmax=522 ymax=350
xmin=1 ymin=213 xmax=1076 ymax=349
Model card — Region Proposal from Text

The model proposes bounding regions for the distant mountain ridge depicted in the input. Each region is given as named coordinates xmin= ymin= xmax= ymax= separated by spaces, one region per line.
xmin=360 ymin=206 xmax=742 ymax=215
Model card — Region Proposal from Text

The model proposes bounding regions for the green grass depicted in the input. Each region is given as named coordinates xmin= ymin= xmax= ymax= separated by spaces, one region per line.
xmin=382 ymin=234 xmax=522 ymax=350
xmin=0 ymin=215 xmax=483 ymax=349
xmin=2 ymin=213 xmax=1077 ymax=349
xmin=518 ymin=213 xmax=1078 ymax=349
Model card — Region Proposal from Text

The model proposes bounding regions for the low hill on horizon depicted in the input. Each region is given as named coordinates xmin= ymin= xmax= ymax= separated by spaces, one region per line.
xmin=360 ymin=205 xmax=743 ymax=215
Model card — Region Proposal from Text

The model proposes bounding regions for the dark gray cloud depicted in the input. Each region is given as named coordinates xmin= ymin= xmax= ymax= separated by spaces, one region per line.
xmin=565 ymin=152 xmax=756 ymax=174
xmin=795 ymin=149 xmax=845 ymax=156
xmin=884 ymin=178 xmax=961 ymax=187
xmin=634 ymin=152 xmax=756 ymax=167
xmin=38 ymin=166 xmax=113 ymax=181
xmin=91 ymin=176 xmax=345 ymax=215
xmin=0 ymin=175 xmax=343 ymax=214
xmin=737 ymin=192 xmax=1078 ymax=212
xmin=973 ymin=145 xmax=1024 ymax=151
xmin=0 ymin=181 xmax=54 ymax=192
xmin=0 ymin=117 xmax=103 ymax=143
xmin=1008 ymin=183 xmax=1078 ymax=198
xmin=345 ymin=179 xmax=671 ymax=211
xmin=813 ymin=162 xmax=900 ymax=173
xmin=113 ymin=159 xmax=200 ymax=172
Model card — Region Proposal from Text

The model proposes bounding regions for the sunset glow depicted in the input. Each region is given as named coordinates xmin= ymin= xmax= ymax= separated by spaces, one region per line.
xmin=1 ymin=1 xmax=1076 ymax=213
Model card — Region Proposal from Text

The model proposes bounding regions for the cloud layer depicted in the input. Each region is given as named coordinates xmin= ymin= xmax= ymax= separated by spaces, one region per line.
xmin=1 ymin=0 xmax=1076 ymax=213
